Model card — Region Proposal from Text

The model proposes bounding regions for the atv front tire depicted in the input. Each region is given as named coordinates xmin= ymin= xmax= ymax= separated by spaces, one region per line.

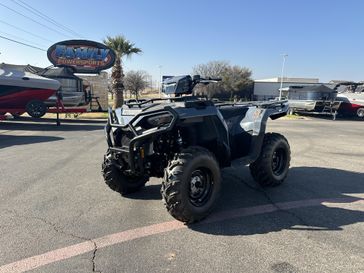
xmin=102 ymin=151 xmax=148 ymax=195
xmin=161 ymin=146 xmax=221 ymax=223
xmin=249 ymin=133 xmax=290 ymax=187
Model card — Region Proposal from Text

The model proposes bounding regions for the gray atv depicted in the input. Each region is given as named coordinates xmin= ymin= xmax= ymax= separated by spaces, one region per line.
xmin=102 ymin=75 xmax=290 ymax=223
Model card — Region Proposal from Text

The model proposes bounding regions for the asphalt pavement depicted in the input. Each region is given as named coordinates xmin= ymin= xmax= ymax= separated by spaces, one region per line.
xmin=0 ymin=117 xmax=363 ymax=273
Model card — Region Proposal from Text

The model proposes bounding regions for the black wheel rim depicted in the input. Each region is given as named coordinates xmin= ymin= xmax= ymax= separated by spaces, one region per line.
xmin=358 ymin=109 xmax=364 ymax=118
xmin=272 ymin=147 xmax=287 ymax=176
xmin=189 ymin=168 xmax=213 ymax=207
xmin=29 ymin=103 xmax=44 ymax=117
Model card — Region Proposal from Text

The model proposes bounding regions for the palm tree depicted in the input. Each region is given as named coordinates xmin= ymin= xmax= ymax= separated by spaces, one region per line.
xmin=103 ymin=35 xmax=142 ymax=108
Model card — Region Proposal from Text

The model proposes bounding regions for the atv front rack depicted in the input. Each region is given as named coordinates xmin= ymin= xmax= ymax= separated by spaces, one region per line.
xmin=105 ymin=106 xmax=178 ymax=172
xmin=125 ymin=96 xmax=200 ymax=108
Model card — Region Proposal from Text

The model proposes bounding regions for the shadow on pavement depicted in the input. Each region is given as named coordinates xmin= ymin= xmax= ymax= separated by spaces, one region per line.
xmin=12 ymin=116 xmax=106 ymax=124
xmin=0 ymin=135 xmax=64 ymax=148
xmin=191 ymin=202 xmax=363 ymax=236
xmin=0 ymin=121 xmax=104 ymax=132
xmin=188 ymin=166 xmax=364 ymax=235
xmin=126 ymin=184 xmax=163 ymax=200
xmin=118 ymin=166 xmax=364 ymax=235
xmin=299 ymin=113 xmax=364 ymax=121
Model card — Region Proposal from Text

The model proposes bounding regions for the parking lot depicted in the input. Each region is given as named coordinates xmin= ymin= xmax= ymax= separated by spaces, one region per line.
xmin=0 ymin=117 xmax=363 ymax=273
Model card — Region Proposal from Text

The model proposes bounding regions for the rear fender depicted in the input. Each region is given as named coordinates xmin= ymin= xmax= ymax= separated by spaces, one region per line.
xmin=270 ymin=111 xmax=287 ymax=120
xmin=242 ymin=103 xmax=288 ymax=163
xmin=269 ymin=103 xmax=289 ymax=120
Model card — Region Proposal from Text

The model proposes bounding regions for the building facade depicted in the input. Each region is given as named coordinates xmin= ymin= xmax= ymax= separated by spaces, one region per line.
xmin=254 ymin=77 xmax=320 ymax=100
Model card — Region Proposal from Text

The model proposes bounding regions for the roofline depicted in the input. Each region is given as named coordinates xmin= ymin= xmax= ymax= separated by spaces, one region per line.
xmin=254 ymin=77 xmax=320 ymax=84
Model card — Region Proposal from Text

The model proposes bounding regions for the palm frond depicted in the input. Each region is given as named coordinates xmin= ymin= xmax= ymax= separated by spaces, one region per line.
xmin=103 ymin=35 xmax=142 ymax=59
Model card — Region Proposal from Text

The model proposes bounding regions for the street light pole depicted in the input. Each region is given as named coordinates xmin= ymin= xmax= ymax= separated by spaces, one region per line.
xmin=158 ymin=65 xmax=162 ymax=96
xmin=279 ymin=54 xmax=288 ymax=100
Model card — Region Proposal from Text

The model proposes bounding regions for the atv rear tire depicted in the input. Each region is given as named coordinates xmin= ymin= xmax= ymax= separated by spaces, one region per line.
xmin=102 ymin=151 xmax=148 ymax=195
xmin=161 ymin=146 xmax=221 ymax=223
xmin=249 ymin=133 xmax=290 ymax=187
xmin=26 ymin=100 xmax=47 ymax=118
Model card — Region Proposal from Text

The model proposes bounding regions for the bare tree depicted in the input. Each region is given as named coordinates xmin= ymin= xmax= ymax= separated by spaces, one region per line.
xmin=124 ymin=70 xmax=150 ymax=100
xmin=222 ymin=65 xmax=253 ymax=100
xmin=193 ymin=60 xmax=229 ymax=78
xmin=192 ymin=60 xmax=253 ymax=100
xmin=193 ymin=61 xmax=228 ymax=97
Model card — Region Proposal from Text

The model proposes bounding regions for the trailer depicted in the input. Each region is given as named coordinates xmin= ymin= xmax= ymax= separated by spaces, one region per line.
xmin=282 ymin=85 xmax=341 ymax=120
xmin=288 ymin=100 xmax=342 ymax=120
xmin=0 ymin=96 xmax=87 ymax=125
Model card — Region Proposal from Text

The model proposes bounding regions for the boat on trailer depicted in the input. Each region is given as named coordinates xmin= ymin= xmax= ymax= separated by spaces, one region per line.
xmin=0 ymin=63 xmax=60 ymax=117
xmin=36 ymin=66 xmax=89 ymax=107
xmin=281 ymin=85 xmax=340 ymax=117
xmin=329 ymin=82 xmax=364 ymax=118
xmin=336 ymin=91 xmax=364 ymax=118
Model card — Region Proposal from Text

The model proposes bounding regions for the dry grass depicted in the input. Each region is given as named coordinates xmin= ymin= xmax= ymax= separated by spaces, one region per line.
xmin=108 ymin=92 xmax=161 ymax=104
xmin=282 ymin=114 xmax=310 ymax=120
xmin=42 ymin=112 xmax=108 ymax=119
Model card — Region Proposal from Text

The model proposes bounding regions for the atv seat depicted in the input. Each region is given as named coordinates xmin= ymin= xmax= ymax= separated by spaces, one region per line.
xmin=218 ymin=106 xmax=249 ymax=129
xmin=219 ymin=106 xmax=247 ymax=120
xmin=218 ymin=106 xmax=252 ymax=159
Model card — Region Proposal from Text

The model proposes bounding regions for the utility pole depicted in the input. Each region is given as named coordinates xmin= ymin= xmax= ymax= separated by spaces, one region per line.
xmin=279 ymin=54 xmax=288 ymax=100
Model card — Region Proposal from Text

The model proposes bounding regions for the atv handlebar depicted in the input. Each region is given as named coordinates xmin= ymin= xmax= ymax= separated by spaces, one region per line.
xmin=198 ymin=77 xmax=222 ymax=83
xmin=191 ymin=76 xmax=222 ymax=90
xmin=161 ymin=75 xmax=222 ymax=96
xmin=194 ymin=76 xmax=221 ymax=84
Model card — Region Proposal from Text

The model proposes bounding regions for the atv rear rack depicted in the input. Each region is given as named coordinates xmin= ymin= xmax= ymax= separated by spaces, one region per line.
xmin=215 ymin=99 xmax=288 ymax=108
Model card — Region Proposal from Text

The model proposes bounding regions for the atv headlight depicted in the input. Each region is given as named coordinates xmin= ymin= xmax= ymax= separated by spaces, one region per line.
xmin=146 ymin=113 xmax=173 ymax=127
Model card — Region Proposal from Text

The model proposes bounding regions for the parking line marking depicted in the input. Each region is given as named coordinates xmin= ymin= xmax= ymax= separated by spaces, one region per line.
xmin=0 ymin=197 xmax=362 ymax=273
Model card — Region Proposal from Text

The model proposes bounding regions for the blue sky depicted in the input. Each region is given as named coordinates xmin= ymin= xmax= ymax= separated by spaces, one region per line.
xmin=0 ymin=0 xmax=363 ymax=82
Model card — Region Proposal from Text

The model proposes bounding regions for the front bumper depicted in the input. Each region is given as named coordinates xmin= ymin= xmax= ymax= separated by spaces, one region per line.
xmin=105 ymin=106 xmax=178 ymax=173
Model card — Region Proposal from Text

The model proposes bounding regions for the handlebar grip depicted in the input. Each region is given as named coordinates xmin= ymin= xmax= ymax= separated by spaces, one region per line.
xmin=208 ymin=77 xmax=222 ymax=81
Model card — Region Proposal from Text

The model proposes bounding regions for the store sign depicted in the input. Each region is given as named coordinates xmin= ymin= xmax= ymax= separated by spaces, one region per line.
xmin=47 ymin=40 xmax=116 ymax=73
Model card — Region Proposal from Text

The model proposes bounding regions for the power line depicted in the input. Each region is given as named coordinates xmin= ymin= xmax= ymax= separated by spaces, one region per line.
xmin=0 ymin=30 xmax=47 ymax=48
xmin=0 ymin=2 xmax=72 ymax=38
xmin=0 ymin=19 xmax=53 ymax=43
xmin=0 ymin=34 xmax=46 ymax=51
xmin=11 ymin=0 xmax=84 ymax=38
xmin=15 ymin=0 xmax=84 ymax=37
